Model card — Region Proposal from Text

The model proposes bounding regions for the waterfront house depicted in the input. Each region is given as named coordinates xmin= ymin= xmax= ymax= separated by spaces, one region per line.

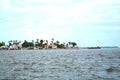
xmin=8 ymin=40 xmax=22 ymax=50
xmin=45 ymin=44 xmax=57 ymax=49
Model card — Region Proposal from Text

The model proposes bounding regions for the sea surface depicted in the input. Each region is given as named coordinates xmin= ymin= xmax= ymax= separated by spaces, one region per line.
xmin=0 ymin=48 xmax=120 ymax=80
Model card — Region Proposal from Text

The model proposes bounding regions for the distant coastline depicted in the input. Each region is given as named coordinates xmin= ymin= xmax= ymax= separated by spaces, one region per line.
xmin=0 ymin=39 xmax=119 ymax=50
xmin=101 ymin=46 xmax=119 ymax=48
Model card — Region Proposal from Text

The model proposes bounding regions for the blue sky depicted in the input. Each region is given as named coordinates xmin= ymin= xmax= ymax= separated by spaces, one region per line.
xmin=0 ymin=0 xmax=120 ymax=47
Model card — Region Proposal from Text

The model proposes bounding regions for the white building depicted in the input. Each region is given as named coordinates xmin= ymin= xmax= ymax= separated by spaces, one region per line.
xmin=8 ymin=40 xmax=22 ymax=50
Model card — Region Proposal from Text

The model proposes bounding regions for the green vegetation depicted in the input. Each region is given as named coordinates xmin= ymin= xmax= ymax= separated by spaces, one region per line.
xmin=0 ymin=38 xmax=78 ymax=49
xmin=21 ymin=39 xmax=67 ymax=49
xmin=22 ymin=40 xmax=34 ymax=48
xmin=57 ymin=43 xmax=65 ymax=49
xmin=68 ymin=42 xmax=77 ymax=48
xmin=54 ymin=41 xmax=65 ymax=48
xmin=0 ymin=42 xmax=5 ymax=47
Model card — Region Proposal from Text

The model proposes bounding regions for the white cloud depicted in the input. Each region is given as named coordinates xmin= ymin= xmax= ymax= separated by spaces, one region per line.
xmin=1 ymin=0 xmax=119 ymax=29
xmin=2 ymin=0 xmax=10 ymax=9
xmin=0 ymin=0 xmax=120 ymax=46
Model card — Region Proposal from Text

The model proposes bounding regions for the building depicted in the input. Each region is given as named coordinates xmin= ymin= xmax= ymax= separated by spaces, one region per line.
xmin=8 ymin=40 xmax=22 ymax=50
xmin=45 ymin=44 xmax=57 ymax=49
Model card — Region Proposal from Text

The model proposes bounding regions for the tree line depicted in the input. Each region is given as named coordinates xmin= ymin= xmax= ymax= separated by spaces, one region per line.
xmin=0 ymin=39 xmax=77 ymax=49
xmin=22 ymin=39 xmax=66 ymax=49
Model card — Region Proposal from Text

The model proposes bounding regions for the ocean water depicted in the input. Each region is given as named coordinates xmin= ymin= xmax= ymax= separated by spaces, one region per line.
xmin=0 ymin=48 xmax=120 ymax=80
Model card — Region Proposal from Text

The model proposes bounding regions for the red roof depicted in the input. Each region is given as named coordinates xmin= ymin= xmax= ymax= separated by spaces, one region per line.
xmin=46 ymin=44 xmax=57 ymax=47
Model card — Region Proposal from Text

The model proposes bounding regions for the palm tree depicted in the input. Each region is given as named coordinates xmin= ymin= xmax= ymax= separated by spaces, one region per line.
xmin=56 ymin=41 xmax=60 ymax=45
xmin=40 ymin=39 xmax=44 ymax=44
xmin=46 ymin=40 xmax=48 ymax=44
xmin=68 ymin=42 xmax=77 ymax=48
xmin=32 ymin=40 xmax=34 ymax=43
xmin=32 ymin=40 xmax=34 ymax=47
xmin=36 ymin=39 xmax=39 ymax=44
xmin=35 ymin=39 xmax=39 ymax=48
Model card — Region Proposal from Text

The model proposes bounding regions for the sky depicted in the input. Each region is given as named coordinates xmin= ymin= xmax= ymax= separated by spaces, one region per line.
xmin=0 ymin=0 xmax=120 ymax=47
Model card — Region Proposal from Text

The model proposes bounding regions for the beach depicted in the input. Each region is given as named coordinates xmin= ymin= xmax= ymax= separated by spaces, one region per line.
xmin=0 ymin=48 xmax=120 ymax=80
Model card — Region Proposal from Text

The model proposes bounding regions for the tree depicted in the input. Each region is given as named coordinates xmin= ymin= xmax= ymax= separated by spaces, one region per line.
xmin=37 ymin=39 xmax=45 ymax=48
xmin=46 ymin=40 xmax=48 ymax=44
xmin=58 ymin=43 xmax=65 ymax=49
xmin=32 ymin=40 xmax=34 ymax=44
xmin=0 ymin=42 xmax=5 ymax=47
xmin=56 ymin=41 xmax=60 ymax=45
xmin=36 ymin=39 xmax=39 ymax=44
xmin=51 ymin=38 xmax=54 ymax=44
xmin=68 ymin=42 xmax=77 ymax=48
xmin=28 ymin=42 xmax=34 ymax=47
xmin=2 ymin=42 xmax=5 ymax=46
xmin=40 ymin=39 xmax=44 ymax=44
xmin=22 ymin=40 xmax=34 ymax=48
xmin=22 ymin=40 xmax=29 ymax=48
xmin=35 ymin=39 xmax=39 ymax=48
xmin=54 ymin=41 xmax=59 ymax=47
xmin=72 ymin=42 xmax=77 ymax=47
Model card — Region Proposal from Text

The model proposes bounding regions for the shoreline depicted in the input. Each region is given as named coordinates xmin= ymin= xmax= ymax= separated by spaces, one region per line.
xmin=0 ymin=47 xmax=119 ymax=51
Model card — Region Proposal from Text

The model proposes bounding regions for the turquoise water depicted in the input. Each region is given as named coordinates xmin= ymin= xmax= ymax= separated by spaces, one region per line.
xmin=0 ymin=48 xmax=120 ymax=80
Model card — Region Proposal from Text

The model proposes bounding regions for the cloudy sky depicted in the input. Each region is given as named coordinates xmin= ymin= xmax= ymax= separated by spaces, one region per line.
xmin=0 ymin=0 xmax=120 ymax=47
